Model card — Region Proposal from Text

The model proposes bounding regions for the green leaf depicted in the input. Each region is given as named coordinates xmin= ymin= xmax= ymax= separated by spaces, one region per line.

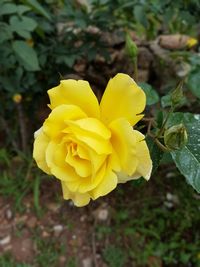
xmin=9 ymin=16 xmax=37 ymax=38
xmin=0 ymin=23 xmax=13 ymax=43
xmin=167 ymin=112 xmax=200 ymax=193
xmin=187 ymin=70 xmax=200 ymax=99
xmin=0 ymin=3 xmax=17 ymax=16
xmin=146 ymin=136 xmax=164 ymax=172
xmin=133 ymin=5 xmax=148 ymax=27
xmin=12 ymin=40 xmax=40 ymax=71
xmin=23 ymin=0 xmax=51 ymax=21
xmin=17 ymin=5 xmax=31 ymax=15
xmin=139 ymin=82 xmax=159 ymax=105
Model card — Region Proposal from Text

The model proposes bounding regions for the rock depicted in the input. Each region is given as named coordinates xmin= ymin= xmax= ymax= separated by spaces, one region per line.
xmin=27 ymin=216 xmax=37 ymax=228
xmin=5 ymin=209 xmax=13 ymax=220
xmin=46 ymin=202 xmax=61 ymax=212
xmin=53 ymin=225 xmax=64 ymax=236
xmin=82 ymin=257 xmax=93 ymax=267
xmin=166 ymin=193 xmax=179 ymax=205
xmin=159 ymin=34 xmax=195 ymax=50
xmin=0 ymin=235 xmax=11 ymax=246
xmin=42 ymin=231 xmax=50 ymax=238
xmin=95 ymin=207 xmax=109 ymax=221
xmin=59 ymin=255 xmax=66 ymax=264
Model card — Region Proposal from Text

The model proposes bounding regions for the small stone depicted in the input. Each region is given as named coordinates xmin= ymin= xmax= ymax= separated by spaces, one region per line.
xmin=59 ymin=256 xmax=66 ymax=264
xmin=166 ymin=193 xmax=179 ymax=204
xmin=27 ymin=217 xmax=37 ymax=228
xmin=47 ymin=203 xmax=60 ymax=212
xmin=0 ymin=235 xmax=11 ymax=246
xmin=97 ymin=209 xmax=109 ymax=221
xmin=82 ymin=257 xmax=93 ymax=267
xmin=164 ymin=201 xmax=173 ymax=208
xmin=80 ymin=215 xmax=86 ymax=222
xmin=5 ymin=209 xmax=13 ymax=220
xmin=42 ymin=231 xmax=50 ymax=238
xmin=72 ymin=234 xmax=77 ymax=240
xmin=3 ymin=244 xmax=12 ymax=252
xmin=53 ymin=225 xmax=63 ymax=236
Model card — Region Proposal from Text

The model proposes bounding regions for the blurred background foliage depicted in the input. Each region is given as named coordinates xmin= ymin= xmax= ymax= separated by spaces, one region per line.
xmin=0 ymin=1 xmax=200 ymax=266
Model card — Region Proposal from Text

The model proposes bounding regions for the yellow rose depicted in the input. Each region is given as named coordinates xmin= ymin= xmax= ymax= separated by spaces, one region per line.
xmin=33 ymin=73 xmax=152 ymax=207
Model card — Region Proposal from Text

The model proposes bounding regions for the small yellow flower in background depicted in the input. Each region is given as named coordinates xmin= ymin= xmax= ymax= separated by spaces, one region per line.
xmin=13 ymin=93 xmax=22 ymax=103
xmin=26 ymin=38 xmax=34 ymax=47
xmin=187 ymin=37 xmax=198 ymax=48
xmin=33 ymin=73 xmax=152 ymax=207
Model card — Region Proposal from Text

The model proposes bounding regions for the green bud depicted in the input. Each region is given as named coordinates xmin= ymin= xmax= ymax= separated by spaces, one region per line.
xmin=171 ymin=81 xmax=184 ymax=108
xmin=125 ymin=32 xmax=138 ymax=61
xmin=164 ymin=124 xmax=188 ymax=151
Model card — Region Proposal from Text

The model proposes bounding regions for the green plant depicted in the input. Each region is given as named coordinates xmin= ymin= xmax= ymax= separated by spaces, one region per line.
xmin=103 ymin=245 xmax=127 ymax=267
xmin=34 ymin=237 xmax=65 ymax=267
xmin=0 ymin=253 xmax=31 ymax=267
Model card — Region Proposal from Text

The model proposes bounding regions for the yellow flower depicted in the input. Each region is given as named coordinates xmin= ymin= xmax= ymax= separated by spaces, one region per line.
xmin=26 ymin=38 xmax=34 ymax=47
xmin=33 ymin=73 xmax=152 ymax=207
xmin=13 ymin=93 xmax=22 ymax=103
xmin=187 ymin=37 xmax=198 ymax=48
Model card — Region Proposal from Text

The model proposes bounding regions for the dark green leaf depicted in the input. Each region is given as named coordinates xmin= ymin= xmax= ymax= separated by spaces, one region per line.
xmin=17 ymin=5 xmax=31 ymax=15
xmin=0 ymin=23 xmax=13 ymax=43
xmin=146 ymin=136 xmax=164 ymax=172
xmin=167 ymin=113 xmax=200 ymax=193
xmin=187 ymin=70 xmax=200 ymax=99
xmin=9 ymin=16 xmax=37 ymax=39
xmin=12 ymin=40 xmax=40 ymax=71
xmin=133 ymin=5 xmax=148 ymax=27
xmin=23 ymin=0 xmax=51 ymax=20
xmin=0 ymin=3 xmax=17 ymax=16
xmin=139 ymin=82 xmax=159 ymax=105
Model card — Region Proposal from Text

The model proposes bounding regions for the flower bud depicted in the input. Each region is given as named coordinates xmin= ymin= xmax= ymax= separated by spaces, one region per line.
xmin=164 ymin=124 xmax=188 ymax=151
xmin=125 ymin=32 xmax=138 ymax=61
xmin=171 ymin=82 xmax=184 ymax=107
xmin=13 ymin=93 xmax=22 ymax=104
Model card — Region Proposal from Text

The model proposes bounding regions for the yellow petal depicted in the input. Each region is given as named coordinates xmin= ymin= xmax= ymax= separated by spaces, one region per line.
xmin=45 ymin=140 xmax=80 ymax=182
xmin=109 ymin=118 xmax=138 ymax=175
xmin=65 ymin=150 xmax=91 ymax=177
xmin=71 ymin=118 xmax=111 ymax=139
xmin=61 ymin=181 xmax=90 ymax=207
xmin=63 ymin=120 xmax=112 ymax=155
xmin=133 ymin=130 xmax=152 ymax=180
xmin=48 ymin=79 xmax=100 ymax=118
xmin=117 ymin=171 xmax=141 ymax=183
xmin=90 ymin=170 xmax=117 ymax=200
xmin=100 ymin=73 xmax=145 ymax=126
xmin=33 ymin=128 xmax=50 ymax=174
xmin=78 ymin=162 xmax=107 ymax=193
xmin=43 ymin=104 xmax=87 ymax=139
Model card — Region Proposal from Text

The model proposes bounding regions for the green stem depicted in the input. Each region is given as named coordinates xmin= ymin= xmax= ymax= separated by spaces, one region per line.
xmin=157 ymin=106 xmax=174 ymax=138
xmin=133 ymin=58 xmax=138 ymax=83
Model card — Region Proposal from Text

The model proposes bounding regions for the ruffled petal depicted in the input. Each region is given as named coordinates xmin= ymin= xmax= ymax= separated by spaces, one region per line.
xmin=100 ymin=73 xmax=145 ymax=126
xmin=48 ymin=79 xmax=100 ymax=118
xmin=109 ymin=118 xmax=138 ymax=175
xmin=90 ymin=170 xmax=117 ymax=200
xmin=133 ymin=130 xmax=152 ymax=180
xmin=43 ymin=104 xmax=87 ymax=139
xmin=63 ymin=120 xmax=112 ymax=155
xmin=61 ymin=181 xmax=91 ymax=207
xmin=33 ymin=128 xmax=51 ymax=174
